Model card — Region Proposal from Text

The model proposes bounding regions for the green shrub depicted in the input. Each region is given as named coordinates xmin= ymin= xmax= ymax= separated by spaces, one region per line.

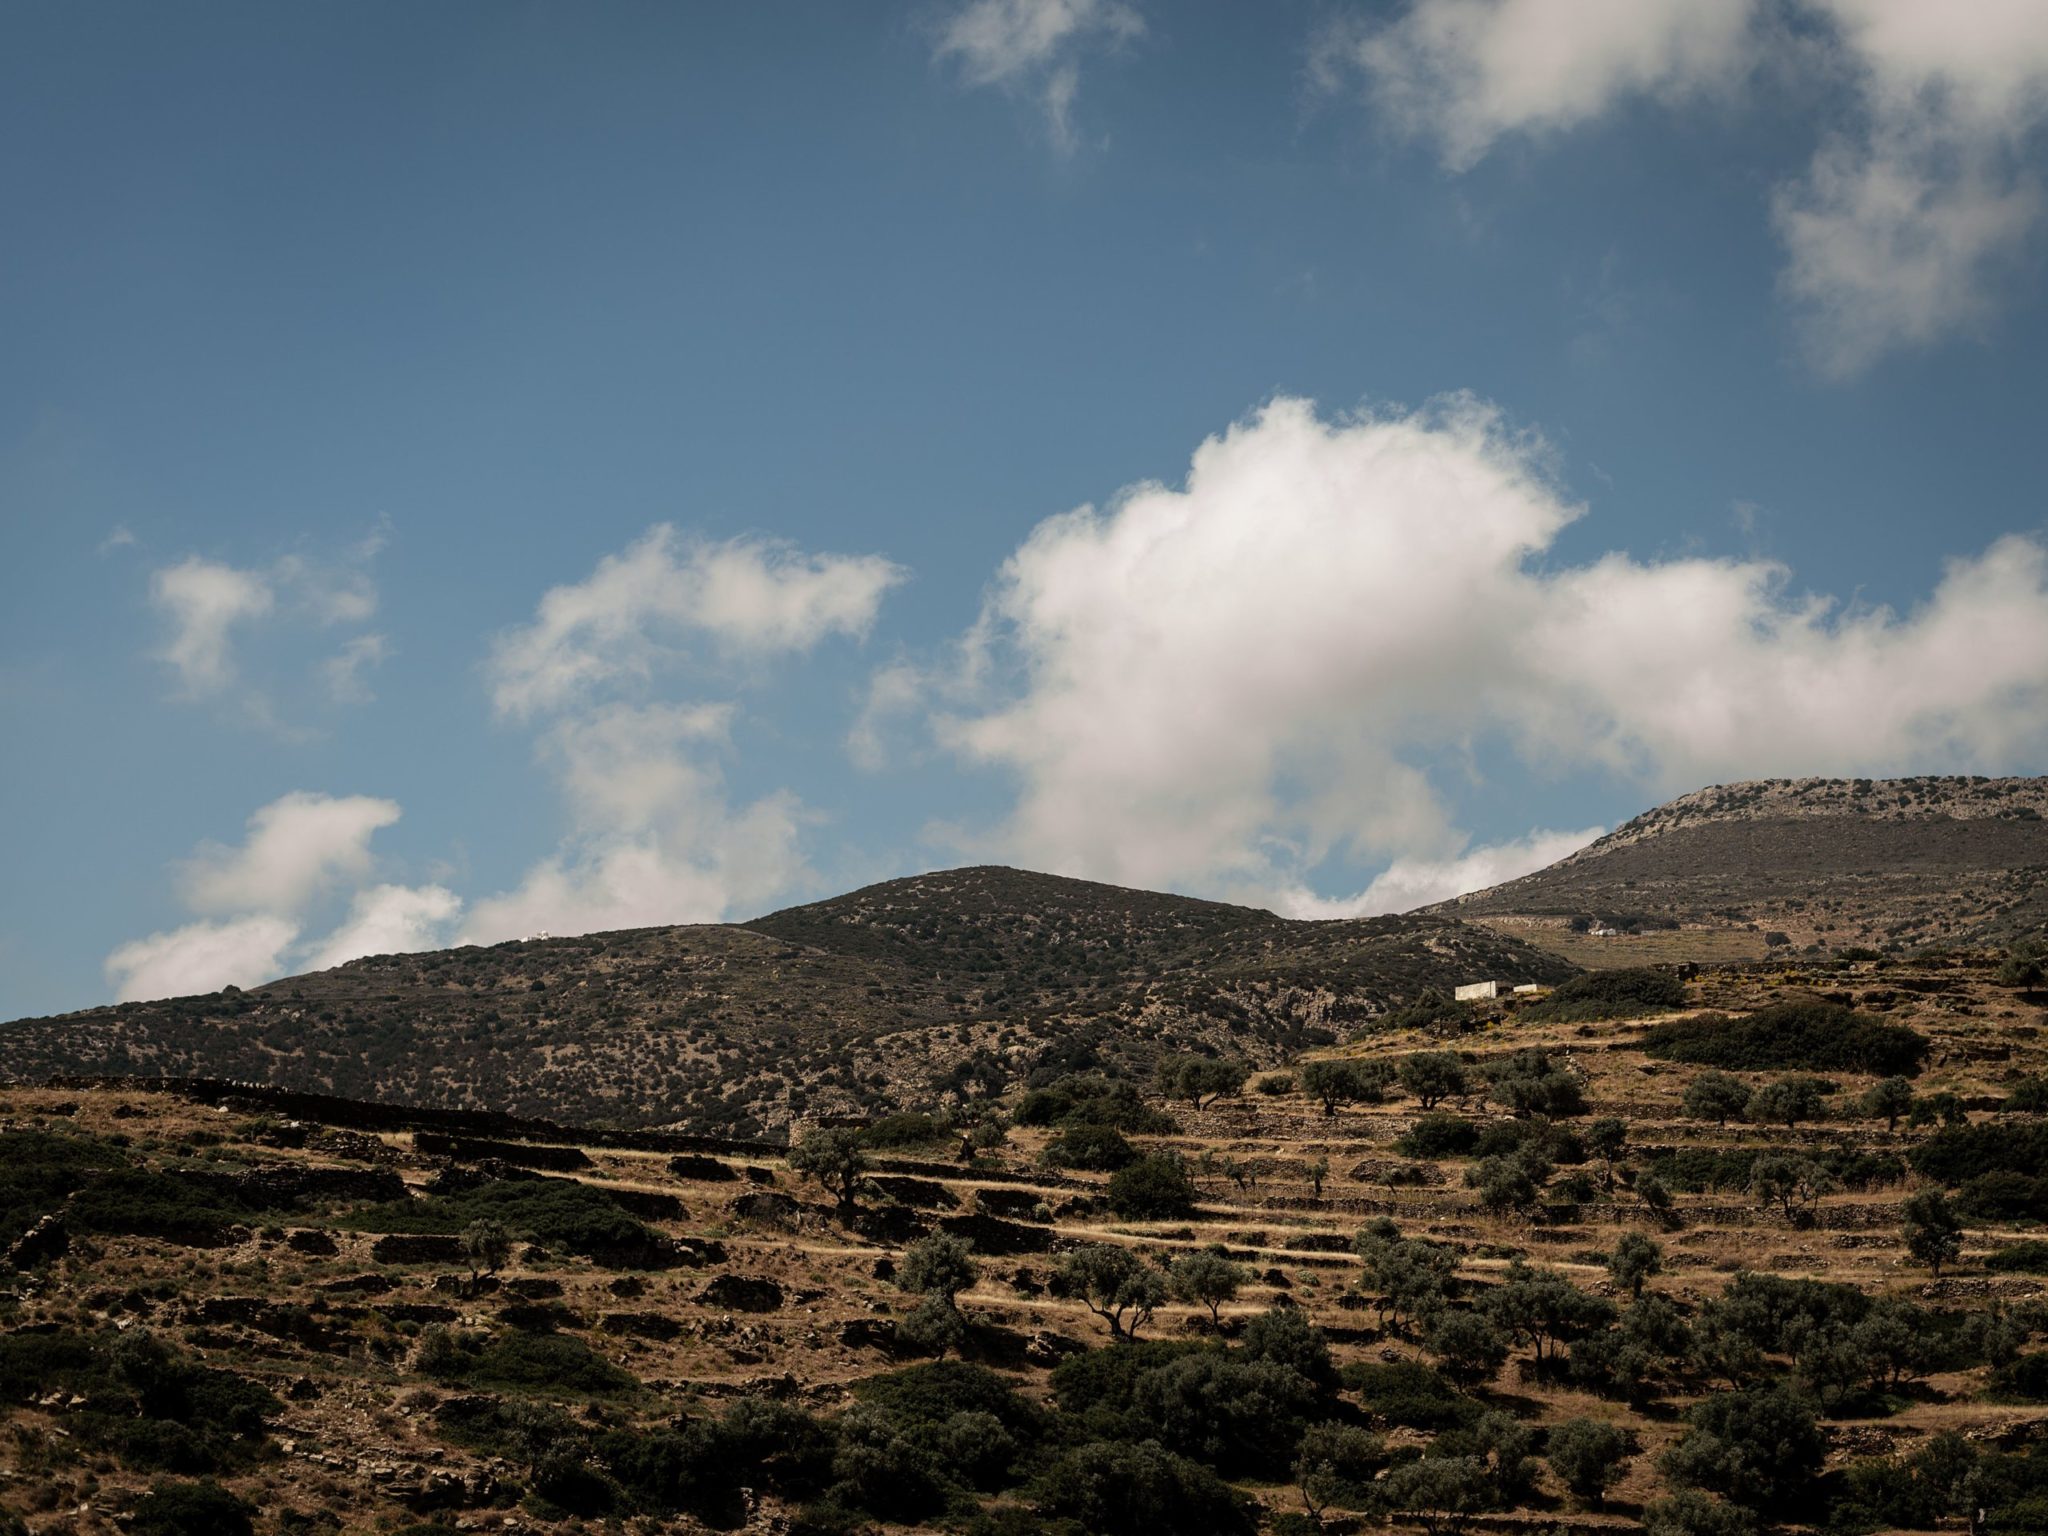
xmin=859 ymin=1113 xmax=948 ymax=1149
xmin=1986 ymin=1241 xmax=2048 ymax=1274
xmin=1397 ymin=1113 xmax=1481 ymax=1158
xmin=1340 ymin=1359 xmax=1478 ymax=1429
xmin=1107 ymin=1154 xmax=1197 ymax=1219
xmin=1380 ymin=989 xmax=1475 ymax=1033
xmin=1659 ymin=1383 xmax=1824 ymax=1510
xmin=1641 ymin=1145 xmax=1903 ymax=1194
xmin=1015 ymin=1075 xmax=1174 ymax=1134
xmin=1521 ymin=968 xmax=1687 ymax=1023
xmin=1914 ymin=1122 xmax=2048 ymax=1186
xmin=348 ymin=1178 xmax=661 ymax=1262
xmin=1033 ymin=1440 xmax=1255 ymax=1536
xmin=1051 ymin=1340 xmax=1208 ymax=1418
xmin=853 ymin=1360 xmax=1041 ymax=1438
xmin=128 ymin=1480 xmax=256 ymax=1536
xmin=1958 ymin=1172 xmax=2048 ymax=1221
xmin=0 ymin=1127 xmax=133 ymax=1239
xmin=1641 ymin=1001 xmax=1927 ymax=1076
xmin=416 ymin=1328 xmax=638 ymax=1396
xmin=0 ymin=1330 xmax=277 ymax=1474
xmin=1043 ymin=1123 xmax=1136 ymax=1171
xmin=67 ymin=1170 xmax=265 ymax=1243
xmin=1129 ymin=1351 xmax=1321 ymax=1475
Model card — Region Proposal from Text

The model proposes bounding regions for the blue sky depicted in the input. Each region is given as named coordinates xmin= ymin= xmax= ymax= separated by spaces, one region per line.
xmin=5 ymin=0 xmax=2048 ymax=1016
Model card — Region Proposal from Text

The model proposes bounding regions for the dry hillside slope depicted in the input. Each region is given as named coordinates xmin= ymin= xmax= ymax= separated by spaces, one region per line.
xmin=1 ymin=867 xmax=1571 ymax=1138
xmin=1434 ymin=775 xmax=2048 ymax=966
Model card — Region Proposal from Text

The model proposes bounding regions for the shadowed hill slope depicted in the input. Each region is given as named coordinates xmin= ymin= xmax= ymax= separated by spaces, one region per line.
xmin=1434 ymin=774 xmax=2048 ymax=963
xmin=1 ymin=866 xmax=1572 ymax=1137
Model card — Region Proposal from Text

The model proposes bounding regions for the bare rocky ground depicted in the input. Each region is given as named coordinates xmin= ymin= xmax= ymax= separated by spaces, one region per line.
xmin=1437 ymin=776 xmax=2048 ymax=960
xmin=6 ymin=946 xmax=2048 ymax=1534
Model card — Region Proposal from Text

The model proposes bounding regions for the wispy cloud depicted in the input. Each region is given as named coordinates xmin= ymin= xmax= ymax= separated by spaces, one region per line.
xmin=486 ymin=526 xmax=904 ymax=719
xmin=1322 ymin=0 xmax=2048 ymax=374
xmin=145 ymin=525 xmax=390 ymax=719
xmin=933 ymin=0 xmax=1145 ymax=152
xmin=467 ymin=527 xmax=906 ymax=942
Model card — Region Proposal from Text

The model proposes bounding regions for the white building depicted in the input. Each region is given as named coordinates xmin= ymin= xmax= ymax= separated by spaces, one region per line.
xmin=1454 ymin=980 xmax=1499 ymax=1002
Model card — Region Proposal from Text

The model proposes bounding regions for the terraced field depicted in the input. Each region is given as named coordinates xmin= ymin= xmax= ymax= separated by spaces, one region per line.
xmin=7 ymin=946 xmax=2048 ymax=1533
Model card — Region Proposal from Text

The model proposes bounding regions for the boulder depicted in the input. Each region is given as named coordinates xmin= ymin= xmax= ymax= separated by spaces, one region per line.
xmin=7 ymin=1213 xmax=68 ymax=1270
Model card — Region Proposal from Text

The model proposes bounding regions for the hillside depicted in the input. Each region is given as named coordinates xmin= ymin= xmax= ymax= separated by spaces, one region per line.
xmin=8 ymin=946 xmax=2048 ymax=1535
xmin=0 ymin=867 xmax=1571 ymax=1138
xmin=1435 ymin=775 xmax=2048 ymax=966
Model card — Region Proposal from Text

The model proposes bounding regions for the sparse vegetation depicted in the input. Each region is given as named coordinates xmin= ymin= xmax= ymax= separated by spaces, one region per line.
xmin=1642 ymin=1001 xmax=1928 ymax=1076
xmin=5 ymin=822 xmax=2048 ymax=1534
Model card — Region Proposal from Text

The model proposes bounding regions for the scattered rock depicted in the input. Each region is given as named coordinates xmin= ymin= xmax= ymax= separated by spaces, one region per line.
xmin=7 ymin=1213 xmax=68 ymax=1269
xmin=1025 ymin=1330 xmax=1087 ymax=1367
xmin=938 ymin=1213 xmax=1053 ymax=1255
xmin=601 ymin=1311 xmax=683 ymax=1341
xmin=869 ymin=1174 xmax=959 ymax=1210
xmin=731 ymin=1191 xmax=805 ymax=1228
xmin=839 ymin=1317 xmax=898 ymax=1351
xmin=603 ymin=1187 xmax=688 ymax=1222
xmin=668 ymin=1154 xmax=740 ymax=1182
xmin=853 ymin=1204 xmax=928 ymax=1244
xmin=698 ymin=1275 xmax=785 ymax=1313
xmin=371 ymin=1234 xmax=469 ymax=1267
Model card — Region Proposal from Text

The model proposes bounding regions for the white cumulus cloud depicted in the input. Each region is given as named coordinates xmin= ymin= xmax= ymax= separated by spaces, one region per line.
xmin=934 ymin=0 xmax=1145 ymax=152
xmin=305 ymin=883 xmax=463 ymax=971
xmin=487 ymin=526 xmax=905 ymax=718
xmin=1317 ymin=0 xmax=1758 ymax=172
xmin=180 ymin=791 xmax=402 ymax=917
xmin=461 ymin=702 xmax=812 ymax=942
xmin=104 ymin=790 xmax=452 ymax=1001
xmin=1275 ymin=827 xmax=1607 ymax=919
xmin=933 ymin=395 xmax=2048 ymax=908
xmin=105 ymin=915 xmax=300 ymax=1003
xmin=471 ymin=524 xmax=904 ymax=941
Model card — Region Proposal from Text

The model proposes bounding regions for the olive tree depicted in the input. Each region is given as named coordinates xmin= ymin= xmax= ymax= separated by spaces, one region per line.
xmin=1300 ymin=1058 xmax=1394 ymax=1117
xmin=1608 ymin=1232 xmax=1663 ymax=1298
xmin=1862 ymin=1076 xmax=1915 ymax=1131
xmin=462 ymin=1218 xmax=512 ymax=1290
xmin=1296 ymin=1423 xmax=1386 ymax=1518
xmin=1055 ymin=1243 xmax=1169 ymax=1342
xmin=1398 ymin=1051 xmax=1470 ymax=1110
xmin=1168 ymin=1248 xmax=1249 ymax=1328
xmin=1681 ymin=1071 xmax=1752 ymax=1127
xmin=898 ymin=1231 xmax=978 ymax=1310
xmin=1902 ymin=1189 xmax=1964 ymax=1277
xmin=1163 ymin=1055 xmax=1249 ymax=1110
xmin=1585 ymin=1116 xmax=1629 ymax=1188
xmin=789 ymin=1126 xmax=870 ymax=1218
xmin=1746 ymin=1076 xmax=1834 ymax=1130
xmin=1748 ymin=1154 xmax=1837 ymax=1223
xmin=1547 ymin=1417 xmax=1631 ymax=1507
